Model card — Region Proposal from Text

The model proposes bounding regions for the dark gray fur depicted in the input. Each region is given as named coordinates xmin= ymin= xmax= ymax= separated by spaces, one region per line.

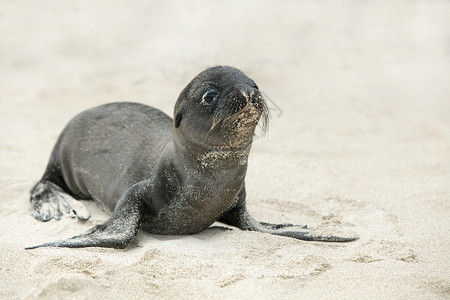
xmin=26 ymin=66 xmax=357 ymax=250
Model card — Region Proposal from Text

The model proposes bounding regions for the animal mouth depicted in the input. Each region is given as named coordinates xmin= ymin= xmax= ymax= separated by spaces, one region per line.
xmin=227 ymin=103 xmax=260 ymax=122
xmin=221 ymin=102 xmax=269 ymax=137
xmin=209 ymin=91 xmax=270 ymax=135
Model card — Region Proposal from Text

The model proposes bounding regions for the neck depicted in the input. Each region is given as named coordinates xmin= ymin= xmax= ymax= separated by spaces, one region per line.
xmin=172 ymin=131 xmax=253 ymax=172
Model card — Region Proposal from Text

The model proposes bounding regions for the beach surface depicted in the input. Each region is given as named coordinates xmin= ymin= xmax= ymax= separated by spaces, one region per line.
xmin=1 ymin=1 xmax=449 ymax=299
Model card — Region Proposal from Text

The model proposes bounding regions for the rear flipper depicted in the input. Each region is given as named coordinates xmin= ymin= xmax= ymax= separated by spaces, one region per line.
xmin=30 ymin=180 xmax=90 ymax=221
xmin=26 ymin=187 xmax=145 ymax=249
xmin=219 ymin=203 xmax=357 ymax=242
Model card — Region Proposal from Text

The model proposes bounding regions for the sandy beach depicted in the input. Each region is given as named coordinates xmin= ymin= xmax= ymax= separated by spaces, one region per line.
xmin=1 ymin=0 xmax=449 ymax=298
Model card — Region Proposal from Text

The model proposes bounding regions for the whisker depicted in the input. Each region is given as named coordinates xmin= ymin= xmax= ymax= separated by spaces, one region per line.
xmin=261 ymin=90 xmax=283 ymax=117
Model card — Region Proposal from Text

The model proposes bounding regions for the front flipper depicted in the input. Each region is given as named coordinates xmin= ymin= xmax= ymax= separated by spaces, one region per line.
xmin=259 ymin=222 xmax=307 ymax=230
xmin=26 ymin=186 xmax=146 ymax=249
xmin=219 ymin=187 xmax=357 ymax=242
xmin=219 ymin=204 xmax=357 ymax=242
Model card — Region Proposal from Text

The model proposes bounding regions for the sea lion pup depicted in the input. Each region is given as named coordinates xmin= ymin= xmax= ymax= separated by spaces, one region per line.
xmin=26 ymin=66 xmax=356 ymax=249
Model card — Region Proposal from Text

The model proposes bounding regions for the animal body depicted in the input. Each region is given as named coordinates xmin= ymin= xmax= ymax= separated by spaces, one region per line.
xmin=27 ymin=66 xmax=356 ymax=249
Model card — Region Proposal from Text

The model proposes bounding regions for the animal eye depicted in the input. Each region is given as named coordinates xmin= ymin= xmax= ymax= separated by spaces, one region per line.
xmin=203 ymin=90 xmax=219 ymax=105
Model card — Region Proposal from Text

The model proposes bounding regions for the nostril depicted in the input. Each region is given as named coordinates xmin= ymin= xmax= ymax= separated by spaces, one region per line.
xmin=250 ymin=91 xmax=261 ymax=104
xmin=240 ymin=91 xmax=250 ymax=103
xmin=237 ymin=85 xmax=260 ymax=105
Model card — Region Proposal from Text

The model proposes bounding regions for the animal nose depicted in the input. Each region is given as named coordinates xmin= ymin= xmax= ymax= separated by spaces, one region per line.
xmin=250 ymin=91 xmax=260 ymax=104
xmin=238 ymin=86 xmax=260 ymax=104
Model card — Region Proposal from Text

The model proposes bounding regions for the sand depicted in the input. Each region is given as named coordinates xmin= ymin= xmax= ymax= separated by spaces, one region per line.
xmin=1 ymin=0 xmax=449 ymax=299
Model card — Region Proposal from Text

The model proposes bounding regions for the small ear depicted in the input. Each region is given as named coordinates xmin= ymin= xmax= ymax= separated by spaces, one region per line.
xmin=174 ymin=113 xmax=182 ymax=128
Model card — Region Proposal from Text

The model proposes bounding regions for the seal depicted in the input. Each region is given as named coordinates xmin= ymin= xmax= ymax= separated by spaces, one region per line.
xmin=26 ymin=66 xmax=356 ymax=249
